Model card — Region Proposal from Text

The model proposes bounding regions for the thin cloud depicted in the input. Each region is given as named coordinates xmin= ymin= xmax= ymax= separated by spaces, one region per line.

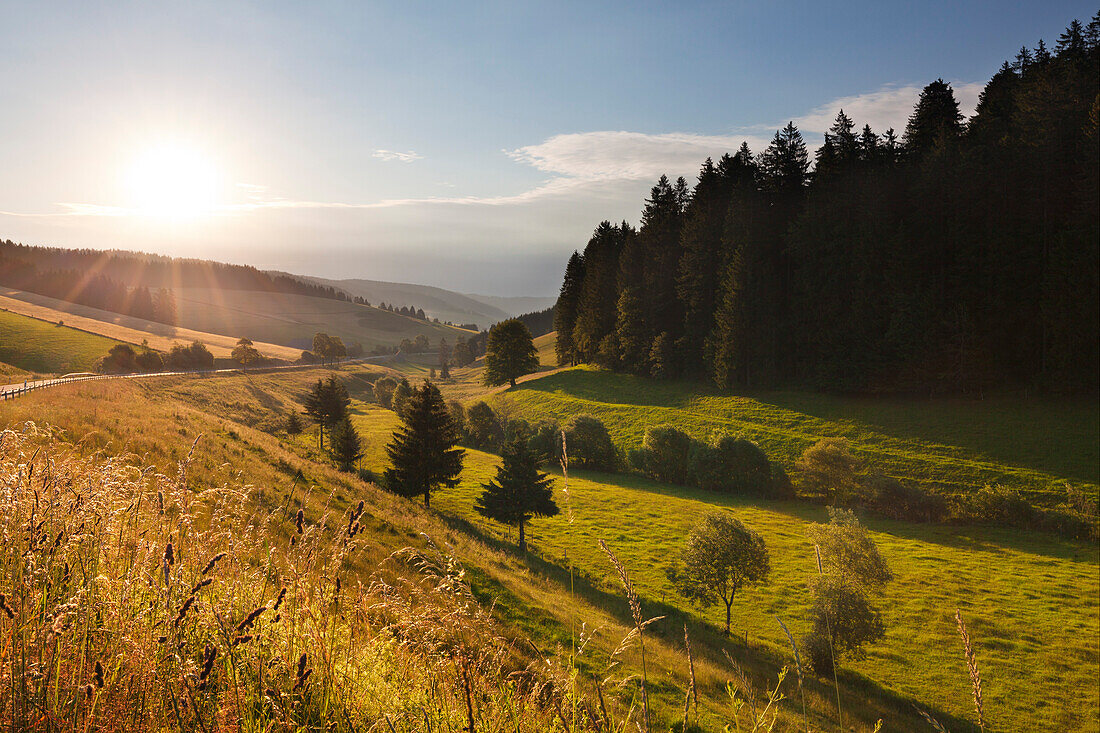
xmin=794 ymin=81 xmax=984 ymax=135
xmin=372 ymin=149 xmax=423 ymax=162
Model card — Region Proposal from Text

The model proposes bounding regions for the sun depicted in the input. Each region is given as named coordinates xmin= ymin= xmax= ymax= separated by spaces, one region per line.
xmin=125 ymin=144 xmax=221 ymax=218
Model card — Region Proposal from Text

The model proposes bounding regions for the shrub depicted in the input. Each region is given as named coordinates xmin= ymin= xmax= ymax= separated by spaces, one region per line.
xmin=770 ymin=463 xmax=795 ymax=498
xmin=720 ymin=436 xmax=773 ymax=495
xmin=165 ymin=341 xmax=214 ymax=371
xmin=466 ymin=401 xmax=503 ymax=450
xmin=688 ymin=435 xmax=782 ymax=496
xmin=98 ymin=344 xmax=138 ymax=374
xmin=795 ymin=437 xmax=860 ymax=503
xmin=640 ymin=425 xmax=692 ymax=483
xmin=135 ymin=349 xmax=164 ymax=372
xmin=504 ymin=418 xmax=533 ymax=444
xmin=527 ymin=421 xmax=562 ymax=464
xmin=865 ymin=471 xmax=947 ymax=523
xmin=963 ymin=485 xmax=1036 ymax=527
xmin=563 ymin=414 xmax=619 ymax=472
xmin=373 ymin=377 xmax=398 ymax=408
xmin=687 ymin=443 xmax=726 ymax=492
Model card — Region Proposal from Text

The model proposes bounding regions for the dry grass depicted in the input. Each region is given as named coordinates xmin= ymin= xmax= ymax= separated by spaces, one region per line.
xmin=0 ymin=289 xmax=301 ymax=360
xmin=0 ymin=422 xmax=606 ymax=730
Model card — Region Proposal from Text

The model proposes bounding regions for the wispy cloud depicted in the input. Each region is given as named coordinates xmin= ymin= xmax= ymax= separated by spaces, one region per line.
xmin=794 ymin=80 xmax=984 ymax=135
xmin=372 ymin=149 xmax=423 ymax=163
xmin=506 ymin=131 xmax=774 ymax=182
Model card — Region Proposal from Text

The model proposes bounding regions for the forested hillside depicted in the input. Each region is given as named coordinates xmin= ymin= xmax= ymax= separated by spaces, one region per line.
xmin=0 ymin=240 xmax=352 ymax=325
xmin=554 ymin=17 xmax=1100 ymax=394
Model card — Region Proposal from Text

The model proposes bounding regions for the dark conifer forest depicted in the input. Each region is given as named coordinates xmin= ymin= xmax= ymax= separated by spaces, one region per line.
xmin=553 ymin=18 xmax=1100 ymax=394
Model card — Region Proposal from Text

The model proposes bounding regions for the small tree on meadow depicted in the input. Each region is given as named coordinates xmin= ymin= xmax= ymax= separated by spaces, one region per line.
xmin=475 ymin=437 xmax=559 ymax=550
xmin=286 ymin=411 xmax=304 ymax=435
xmin=373 ymin=376 xmax=398 ymax=408
xmin=802 ymin=508 xmax=892 ymax=672
xmin=796 ymin=438 xmax=860 ymax=503
xmin=329 ymin=415 xmax=363 ymax=472
xmin=232 ymin=337 xmax=262 ymax=366
xmin=666 ymin=512 xmax=770 ymax=637
xmin=484 ymin=318 xmax=539 ymax=388
xmin=383 ymin=381 xmax=464 ymax=508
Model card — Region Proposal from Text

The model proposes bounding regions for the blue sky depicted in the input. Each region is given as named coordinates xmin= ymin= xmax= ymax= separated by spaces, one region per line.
xmin=1 ymin=1 xmax=1094 ymax=295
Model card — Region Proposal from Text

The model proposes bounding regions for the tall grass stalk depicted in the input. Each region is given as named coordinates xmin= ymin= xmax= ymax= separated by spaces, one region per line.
xmin=598 ymin=539 xmax=662 ymax=733
xmin=955 ymin=608 xmax=986 ymax=732
xmin=776 ymin=616 xmax=808 ymax=732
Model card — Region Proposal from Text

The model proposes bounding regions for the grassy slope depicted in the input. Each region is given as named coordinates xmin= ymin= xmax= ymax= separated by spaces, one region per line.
xmin=1 ymin=364 xmax=982 ymax=732
xmin=374 ymin=333 xmax=1099 ymax=730
xmin=173 ymin=287 xmax=472 ymax=351
xmin=6 ymin=345 xmax=1096 ymax=730
xmin=485 ymin=368 xmax=1097 ymax=503
xmin=0 ymin=289 xmax=301 ymax=360
xmin=350 ymin=401 xmax=1099 ymax=733
xmin=0 ymin=308 xmax=124 ymax=374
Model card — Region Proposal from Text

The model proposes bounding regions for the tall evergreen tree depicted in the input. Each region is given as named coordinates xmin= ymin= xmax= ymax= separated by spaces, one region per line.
xmin=303 ymin=376 xmax=349 ymax=449
xmin=903 ymin=79 xmax=964 ymax=157
xmin=553 ymin=251 xmax=586 ymax=366
xmin=474 ymin=437 xmax=559 ymax=550
xmin=329 ymin=415 xmax=363 ymax=472
xmin=383 ymin=381 xmax=464 ymax=508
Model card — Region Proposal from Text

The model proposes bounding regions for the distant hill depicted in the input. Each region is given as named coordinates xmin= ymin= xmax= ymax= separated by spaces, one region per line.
xmin=461 ymin=293 xmax=557 ymax=320
xmin=285 ymin=274 xmax=556 ymax=330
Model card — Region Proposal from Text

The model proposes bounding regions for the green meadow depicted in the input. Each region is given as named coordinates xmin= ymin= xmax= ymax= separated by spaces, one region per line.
xmin=3 ymin=357 xmax=1096 ymax=731
xmin=478 ymin=367 xmax=1098 ymax=503
xmin=347 ymin=388 xmax=1099 ymax=733
xmin=0 ymin=308 xmax=125 ymax=375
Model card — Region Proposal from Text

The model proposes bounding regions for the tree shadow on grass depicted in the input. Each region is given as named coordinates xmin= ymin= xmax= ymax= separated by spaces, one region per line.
xmin=556 ymin=465 xmax=1098 ymax=563
xmin=432 ymin=507 xmax=978 ymax=733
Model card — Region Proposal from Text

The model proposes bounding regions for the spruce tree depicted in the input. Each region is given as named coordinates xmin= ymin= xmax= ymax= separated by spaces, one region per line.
xmin=484 ymin=318 xmax=539 ymax=388
xmin=553 ymin=251 xmax=586 ymax=366
xmin=303 ymin=379 xmax=328 ymax=448
xmin=902 ymin=79 xmax=963 ymax=157
xmin=329 ymin=415 xmax=363 ymax=472
xmin=383 ymin=381 xmax=464 ymax=508
xmin=474 ymin=437 xmax=558 ymax=550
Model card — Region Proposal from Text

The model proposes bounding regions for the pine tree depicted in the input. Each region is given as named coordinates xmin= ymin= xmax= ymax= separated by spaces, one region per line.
xmin=383 ymin=381 xmax=464 ymax=508
xmin=484 ymin=318 xmax=539 ymax=388
xmin=553 ymin=251 xmax=586 ymax=366
xmin=287 ymin=411 xmax=304 ymax=435
xmin=329 ymin=416 xmax=363 ymax=472
xmin=474 ymin=437 xmax=558 ymax=551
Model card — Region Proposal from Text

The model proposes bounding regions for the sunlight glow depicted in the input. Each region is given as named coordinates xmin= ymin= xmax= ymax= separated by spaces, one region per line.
xmin=125 ymin=144 xmax=221 ymax=218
